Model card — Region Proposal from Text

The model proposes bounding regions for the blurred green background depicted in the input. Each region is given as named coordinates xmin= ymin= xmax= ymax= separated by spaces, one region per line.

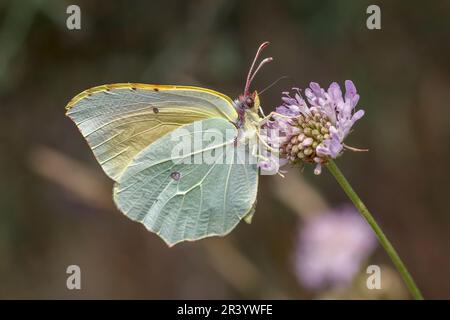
xmin=0 ymin=0 xmax=449 ymax=299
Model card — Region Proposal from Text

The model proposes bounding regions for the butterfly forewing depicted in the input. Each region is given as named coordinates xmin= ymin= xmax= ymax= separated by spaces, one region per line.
xmin=66 ymin=84 xmax=238 ymax=181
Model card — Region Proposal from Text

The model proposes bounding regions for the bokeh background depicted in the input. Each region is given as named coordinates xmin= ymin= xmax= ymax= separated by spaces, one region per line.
xmin=1 ymin=0 xmax=449 ymax=299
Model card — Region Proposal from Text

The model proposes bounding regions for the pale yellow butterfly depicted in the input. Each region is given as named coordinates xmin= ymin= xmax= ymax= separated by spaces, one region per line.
xmin=65 ymin=42 xmax=273 ymax=246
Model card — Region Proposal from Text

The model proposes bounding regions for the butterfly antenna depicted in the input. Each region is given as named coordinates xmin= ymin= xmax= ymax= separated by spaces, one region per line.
xmin=248 ymin=57 xmax=273 ymax=86
xmin=244 ymin=41 xmax=272 ymax=95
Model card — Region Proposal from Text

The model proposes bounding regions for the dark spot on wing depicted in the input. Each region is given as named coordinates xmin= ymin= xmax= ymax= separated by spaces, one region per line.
xmin=170 ymin=171 xmax=181 ymax=181
xmin=130 ymin=86 xmax=137 ymax=91
xmin=154 ymin=88 xmax=159 ymax=92
xmin=152 ymin=107 xmax=159 ymax=114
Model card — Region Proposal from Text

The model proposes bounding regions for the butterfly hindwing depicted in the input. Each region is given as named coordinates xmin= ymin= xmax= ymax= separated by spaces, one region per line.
xmin=113 ymin=118 xmax=258 ymax=246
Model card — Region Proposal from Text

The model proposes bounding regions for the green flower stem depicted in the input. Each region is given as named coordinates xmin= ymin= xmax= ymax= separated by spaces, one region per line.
xmin=325 ymin=160 xmax=424 ymax=300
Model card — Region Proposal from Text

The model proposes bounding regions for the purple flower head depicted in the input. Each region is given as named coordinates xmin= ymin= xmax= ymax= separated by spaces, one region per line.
xmin=261 ymin=81 xmax=364 ymax=174
xmin=293 ymin=205 xmax=377 ymax=290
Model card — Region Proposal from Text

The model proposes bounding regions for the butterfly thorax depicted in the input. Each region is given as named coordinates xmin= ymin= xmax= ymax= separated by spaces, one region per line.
xmin=233 ymin=91 xmax=261 ymax=128
xmin=232 ymin=91 xmax=262 ymax=146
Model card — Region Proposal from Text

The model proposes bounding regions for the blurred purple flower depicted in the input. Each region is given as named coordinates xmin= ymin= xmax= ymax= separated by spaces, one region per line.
xmin=293 ymin=206 xmax=377 ymax=290
xmin=260 ymin=81 xmax=364 ymax=174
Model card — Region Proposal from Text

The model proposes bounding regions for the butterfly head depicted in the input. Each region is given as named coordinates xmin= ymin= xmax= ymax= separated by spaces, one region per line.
xmin=235 ymin=42 xmax=271 ymax=115
xmin=236 ymin=90 xmax=260 ymax=113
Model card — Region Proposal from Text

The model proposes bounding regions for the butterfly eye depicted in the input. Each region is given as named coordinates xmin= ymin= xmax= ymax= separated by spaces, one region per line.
xmin=245 ymin=97 xmax=254 ymax=108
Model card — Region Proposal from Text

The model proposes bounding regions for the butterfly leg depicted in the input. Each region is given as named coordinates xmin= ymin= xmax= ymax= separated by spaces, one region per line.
xmin=258 ymin=106 xmax=266 ymax=117
xmin=251 ymin=145 xmax=285 ymax=177
xmin=258 ymin=111 xmax=297 ymax=127
xmin=255 ymin=131 xmax=278 ymax=153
